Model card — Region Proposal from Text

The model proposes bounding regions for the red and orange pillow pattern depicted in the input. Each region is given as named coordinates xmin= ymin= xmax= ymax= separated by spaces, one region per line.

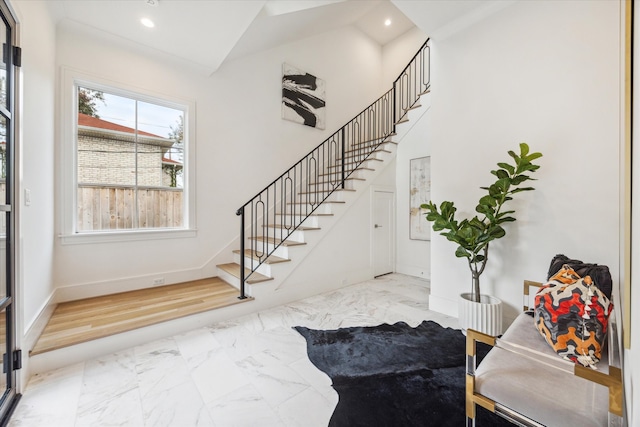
xmin=533 ymin=265 xmax=613 ymax=368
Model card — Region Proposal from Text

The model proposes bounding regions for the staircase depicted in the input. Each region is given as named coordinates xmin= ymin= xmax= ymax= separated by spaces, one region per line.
xmin=216 ymin=39 xmax=431 ymax=298
xmin=26 ymin=40 xmax=431 ymax=375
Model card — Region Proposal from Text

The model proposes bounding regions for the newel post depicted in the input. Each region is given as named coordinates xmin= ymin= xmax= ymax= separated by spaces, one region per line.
xmin=236 ymin=206 xmax=247 ymax=300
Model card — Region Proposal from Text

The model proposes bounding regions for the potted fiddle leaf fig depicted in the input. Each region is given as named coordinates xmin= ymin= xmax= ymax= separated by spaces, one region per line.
xmin=421 ymin=142 xmax=542 ymax=335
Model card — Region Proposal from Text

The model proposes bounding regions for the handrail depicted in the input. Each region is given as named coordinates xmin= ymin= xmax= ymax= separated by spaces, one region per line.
xmin=235 ymin=39 xmax=430 ymax=298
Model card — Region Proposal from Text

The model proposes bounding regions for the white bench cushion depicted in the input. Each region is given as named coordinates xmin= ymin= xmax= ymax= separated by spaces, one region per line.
xmin=474 ymin=312 xmax=608 ymax=427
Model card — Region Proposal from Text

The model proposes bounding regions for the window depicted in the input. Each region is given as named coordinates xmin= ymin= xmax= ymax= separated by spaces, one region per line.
xmin=61 ymin=70 xmax=196 ymax=242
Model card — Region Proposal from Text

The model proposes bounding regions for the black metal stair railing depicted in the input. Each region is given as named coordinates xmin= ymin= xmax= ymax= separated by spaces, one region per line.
xmin=235 ymin=39 xmax=430 ymax=298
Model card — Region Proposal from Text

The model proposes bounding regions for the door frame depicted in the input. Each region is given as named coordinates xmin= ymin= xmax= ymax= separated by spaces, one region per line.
xmin=0 ymin=0 xmax=21 ymax=423
xmin=370 ymin=186 xmax=396 ymax=277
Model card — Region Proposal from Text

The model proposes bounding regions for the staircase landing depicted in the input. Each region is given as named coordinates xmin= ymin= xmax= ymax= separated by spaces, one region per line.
xmin=30 ymin=277 xmax=250 ymax=356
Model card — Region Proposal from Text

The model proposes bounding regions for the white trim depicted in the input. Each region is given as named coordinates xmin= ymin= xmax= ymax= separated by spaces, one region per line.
xmin=60 ymin=228 xmax=197 ymax=245
xmin=53 ymin=265 xmax=204 ymax=302
xmin=58 ymin=66 xmax=197 ymax=241
xmin=22 ymin=291 xmax=56 ymax=356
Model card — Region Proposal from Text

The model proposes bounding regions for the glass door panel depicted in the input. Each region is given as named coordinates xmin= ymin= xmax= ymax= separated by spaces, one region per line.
xmin=0 ymin=0 xmax=19 ymax=423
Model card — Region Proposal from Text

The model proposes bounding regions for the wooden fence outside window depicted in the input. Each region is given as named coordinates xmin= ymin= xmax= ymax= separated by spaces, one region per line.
xmin=77 ymin=184 xmax=183 ymax=231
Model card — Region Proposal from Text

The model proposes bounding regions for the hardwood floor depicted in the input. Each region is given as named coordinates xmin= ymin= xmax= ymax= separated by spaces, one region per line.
xmin=30 ymin=277 xmax=251 ymax=356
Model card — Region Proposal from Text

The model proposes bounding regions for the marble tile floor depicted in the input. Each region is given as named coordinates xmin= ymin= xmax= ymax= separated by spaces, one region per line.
xmin=9 ymin=273 xmax=458 ymax=427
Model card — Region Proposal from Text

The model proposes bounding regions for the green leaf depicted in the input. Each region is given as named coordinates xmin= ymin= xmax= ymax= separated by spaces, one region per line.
xmin=511 ymin=175 xmax=530 ymax=185
xmin=469 ymin=217 xmax=486 ymax=229
xmin=508 ymin=150 xmax=521 ymax=166
xmin=526 ymin=152 xmax=542 ymax=161
xmin=455 ymin=246 xmax=471 ymax=258
xmin=497 ymin=162 xmax=515 ymax=175
xmin=496 ymin=177 xmax=510 ymax=193
xmin=488 ymin=184 xmax=502 ymax=198
xmin=496 ymin=210 xmax=515 ymax=218
xmin=432 ymin=218 xmax=448 ymax=231
xmin=519 ymin=142 xmax=530 ymax=157
xmin=511 ymin=187 xmax=535 ymax=194
xmin=476 ymin=204 xmax=492 ymax=215
xmin=479 ymin=195 xmax=497 ymax=207
xmin=488 ymin=226 xmax=506 ymax=239
xmin=473 ymin=254 xmax=486 ymax=263
xmin=493 ymin=169 xmax=509 ymax=179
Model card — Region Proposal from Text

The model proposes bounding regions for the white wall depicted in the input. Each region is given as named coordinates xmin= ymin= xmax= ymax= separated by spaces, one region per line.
xmin=427 ymin=0 xmax=621 ymax=327
xmin=394 ymin=104 xmax=431 ymax=280
xmin=49 ymin=22 xmax=385 ymax=312
xmin=12 ymin=0 xmax=57 ymax=369
xmin=382 ymin=27 xmax=428 ymax=87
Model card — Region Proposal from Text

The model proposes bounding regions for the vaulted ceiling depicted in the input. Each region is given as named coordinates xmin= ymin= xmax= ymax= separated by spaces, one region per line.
xmin=46 ymin=0 xmax=494 ymax=76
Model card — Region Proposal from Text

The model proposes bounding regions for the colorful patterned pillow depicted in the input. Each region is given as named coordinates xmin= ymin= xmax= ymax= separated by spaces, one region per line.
xmin=534 ymin=265 xmax=613 ymax=368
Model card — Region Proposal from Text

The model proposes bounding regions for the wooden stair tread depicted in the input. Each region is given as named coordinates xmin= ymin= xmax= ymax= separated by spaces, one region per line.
xmin=298 ymin=189 xmax=356 ymax=195
xmin=30 ymin=277 xmax=252 ymax=355
xmin=395 ymin=116 xmax=409 ymax=125
xmin=353 ymin=139 xmax=398 ymax=147
xmin=319 ymin=166 xmax=375 ymax=176
xmin=248 ymin=235 xmax=307 ymax=246
xmin=348 ymin=134 xmax=396 ymax=146
xmin=218 ymin=263 xmax=273 ymax=284
xmin=328 ymin=159 xmax=383 ymax=168
xmin=276 ymin=212 xmax=334 ymax=217
xmin=307 ymin=178 xmax=365 ymax=187
xmin=265 ymin=224 xmax=320 ymax=231
xmin=287 ymin=200 xmax=345 ymax=205
xmin=233 ymin=249 xmax=290 ymax=264
xmin=342 ymin=148 xmax=391 ymax=157
xmin=334 ymin=157 xmax=384 ymax=163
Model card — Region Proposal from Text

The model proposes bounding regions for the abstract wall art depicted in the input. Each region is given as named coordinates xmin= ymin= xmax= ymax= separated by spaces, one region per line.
xmin=409 ymin=156 xmax=431 ymax=241
xmin=282 ymin=63 xmax=326 ymax=129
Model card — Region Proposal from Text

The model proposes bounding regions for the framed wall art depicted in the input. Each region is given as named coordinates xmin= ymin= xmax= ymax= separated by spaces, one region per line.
xmin=409 ymin=156 xmax=431 ymax=241
xmin=282 ymin=63 xmax=326 ymax=129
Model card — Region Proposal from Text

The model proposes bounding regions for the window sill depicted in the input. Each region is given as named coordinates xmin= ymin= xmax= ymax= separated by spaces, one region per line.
xmin=59 ymin=228 xmax=197 ymax=245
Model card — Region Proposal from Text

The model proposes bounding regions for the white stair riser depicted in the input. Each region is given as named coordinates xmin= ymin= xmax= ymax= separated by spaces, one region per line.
xmin=284 ymin=203 xmax=333 ymax=215
xmin=327 ymin=158 xmax=379 ymax=170
xmin=306 ymin=180 xmax=356 ymax=190
xmin=261 ymin=228 xmax=306 ymax=242
xmin=322 ymin=169 xmax=371 ymax=180
xmin=277 ymin=215 xmax=320 ymax=228
xmin=232 ymin=253 xmax=273 ymax=277
xmin=338 ymin=151 xmax=386 ymax=162
xmin=216 ymin=268 xmax=242 ymax=291
xmin=254 ymin=243 xmax=289 ymax=259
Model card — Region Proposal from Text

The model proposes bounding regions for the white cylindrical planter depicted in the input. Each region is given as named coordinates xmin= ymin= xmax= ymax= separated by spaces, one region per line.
xmin=459 ymin=293 xmax=503 ymax=336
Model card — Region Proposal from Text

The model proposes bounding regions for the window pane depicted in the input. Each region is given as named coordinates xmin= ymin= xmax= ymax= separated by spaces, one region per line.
xmin=0 ymin=114 xmax=6 ymax=238
xmin=77 ymin=88 xmax=136 ymax=231
xmin=136 ymin=102 xmax=184 ymax=229
xmin=76 ymin=86 xmax=185 ymax=232
xmin=0 ymin=17 xmax=7 ymax=112
xmin=0 ymin=308 xmax=6 ymax=390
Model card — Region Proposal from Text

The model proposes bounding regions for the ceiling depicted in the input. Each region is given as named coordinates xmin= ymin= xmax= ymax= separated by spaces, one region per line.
xmin=48 ymin=0 xmax=492 ymax=76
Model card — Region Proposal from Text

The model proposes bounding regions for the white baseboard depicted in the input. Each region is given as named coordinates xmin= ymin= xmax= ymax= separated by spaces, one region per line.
xmin=21 ymin=292 xmax=57 ymax=388
xmin=54 ymin=266 xmax=206 ymax=302
xmin=428 ymin=294 xmax=457 ymax=317
xmin=23 ymin=293 xmax=56 ymax=353
xmin=395 ymin=264 xmax=430 ymax=281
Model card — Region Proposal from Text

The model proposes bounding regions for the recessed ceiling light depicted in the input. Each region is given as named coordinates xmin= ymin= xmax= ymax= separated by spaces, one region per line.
xmin=384 ymin=19 xmax=392 ymax=26
xmin=141 ymin=17 xmax=155 ymax=28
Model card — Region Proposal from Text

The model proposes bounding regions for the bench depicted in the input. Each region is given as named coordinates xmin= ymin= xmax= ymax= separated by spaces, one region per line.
xmin=465 ymin=280 xmax=626 ymax=427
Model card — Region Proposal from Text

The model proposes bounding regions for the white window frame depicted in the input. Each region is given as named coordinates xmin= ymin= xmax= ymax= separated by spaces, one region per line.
xmin=59 ymin=68 xmax=196 ymax=244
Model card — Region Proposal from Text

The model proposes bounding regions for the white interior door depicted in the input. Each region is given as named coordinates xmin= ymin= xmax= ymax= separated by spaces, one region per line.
xmin=373 ymin=190 xmax=394 ymax=277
